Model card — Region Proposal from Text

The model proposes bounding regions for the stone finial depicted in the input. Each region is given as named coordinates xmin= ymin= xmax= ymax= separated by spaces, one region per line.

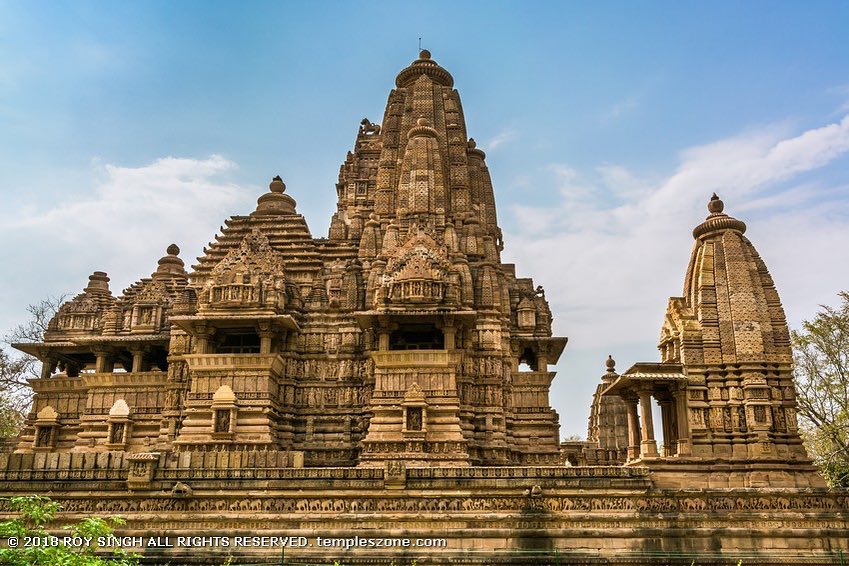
xmin=693 ymin=193 xmax=746 ymax=239
xmin=467 ymin=137 xmax=486 ymax=159
xmin=601 ymin=354 xmax=619 ymax=384
xmin=419 ymin=49 xmax=431 ymax=60
xmin=155 ymin=243 xmax=186 ymax=277
xmin=255 ymin=175 xmax=297 ymax=216
xmin=84 ymin=271 xmax=110 ymax=294
xmin=708 ymin=193 xmax=724 ymax=214
xmin=269 ymin=176 xmax=286 ymax=193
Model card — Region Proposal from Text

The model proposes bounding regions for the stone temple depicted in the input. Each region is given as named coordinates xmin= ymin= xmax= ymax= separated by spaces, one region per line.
xmin=2 ymin=51 xmax=847 ymax=565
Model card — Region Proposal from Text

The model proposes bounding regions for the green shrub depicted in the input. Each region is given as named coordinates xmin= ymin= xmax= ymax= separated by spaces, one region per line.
xmin=0 ymin=495 xmax=140 ymax=565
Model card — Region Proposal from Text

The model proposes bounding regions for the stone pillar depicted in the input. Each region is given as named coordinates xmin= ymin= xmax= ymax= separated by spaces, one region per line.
xmin=659 ymin=398 xmax=673 ymax=457
xmin=673 ymin=388 xmax=691 ymax=455
xmin=625 ymin=398 xmax=641 ymax=461
xmin=39 ymin=355 xmax=57 ymax=379
xmin=94 ymin=349 xmax=114 ymax=374
xmin=638 ymin=388 xmax=659 ymax=458
xmin=378 ymin=331 xmax=390 ymax=351
xmin=259 ymin=329 xmax=273 ymax=354
xmin=537 ymin=347 xmax=549 ymax=371
xmin=443 ymin=324 xmax=456 ymax=350
xmin=195 ymin=325 xmax=211 ymax=354
xmin=130 ymin=348 xmax=146 ymax=373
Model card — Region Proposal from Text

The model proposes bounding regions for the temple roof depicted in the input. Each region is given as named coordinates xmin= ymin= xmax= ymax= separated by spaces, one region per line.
xmin=677 ymin=194 xmax=792 ymax=364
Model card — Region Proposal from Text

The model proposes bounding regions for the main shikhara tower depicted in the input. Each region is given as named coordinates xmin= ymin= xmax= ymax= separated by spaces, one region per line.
xmin=13 ymin=50 xmax=566 ymax=467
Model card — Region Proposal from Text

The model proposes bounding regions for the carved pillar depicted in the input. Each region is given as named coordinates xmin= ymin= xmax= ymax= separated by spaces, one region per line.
xmin=536 ymin=344 xmax=549 ymax=371
xmin=443 ymin=323 xmax=456 ymax=350
xmin=129 ymin=347 xmax=146 ymax=373
xmin=378 ymin=331 xmax=390 ymax=351
xmin=659 ymin=398 xmax=673 ymax=457
xmin=258 ymin=323 xmax=273 ymax=354
xmin=673 ymin=387 xmax=691 ymax=455
xmin=625 ymin=397 xmax=641 ymax=461
xmin=93 ymin=348 xmax=114 ymax=374
xmin=195 ymin=324 xmax=212 ymax=354
xmin=638 ymin=388 xmax=658 ymax=458
xmin=39 ymin=355 xmax=58 ymax=379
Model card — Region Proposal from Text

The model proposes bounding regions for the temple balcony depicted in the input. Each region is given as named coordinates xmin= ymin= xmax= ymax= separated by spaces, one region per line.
xmin=209 ymin=283 xmax=262 ymax=308
xmin=79 ymin=371 xmax=167 ymax=388
xmin=371 ymin=349 xmax=462 ymax=369
xmin=183 ymin=353 xmax=286 ymax=375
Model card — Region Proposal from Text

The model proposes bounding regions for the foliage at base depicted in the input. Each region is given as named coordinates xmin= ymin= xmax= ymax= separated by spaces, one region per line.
xmin=0 ymin=495 xmax=140 ymax=565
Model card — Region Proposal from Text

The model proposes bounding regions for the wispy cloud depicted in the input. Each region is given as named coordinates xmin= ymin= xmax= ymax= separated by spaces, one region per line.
xmin=505 ymin=113 xmax=849 ymax=435
xmin=0 ymin=155 xmax=255 ymax=303
xmin=827 ymin=84 xmax=849 ymax=114
xmin=506 ymin=114 xmax=849 ymax=351
xmin=486 ymin=128 xmax=517 ymax=150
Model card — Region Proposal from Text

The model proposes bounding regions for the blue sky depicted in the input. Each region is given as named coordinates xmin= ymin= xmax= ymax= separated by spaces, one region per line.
xmin=1 ymin=1 xmax=849 ymax=437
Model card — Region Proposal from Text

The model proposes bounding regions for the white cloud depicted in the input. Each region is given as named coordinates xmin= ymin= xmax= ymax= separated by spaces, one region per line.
xmin=504 ymin=115 xmax=849 ymax=435
xmin=508 ymin=113 xmax=849 ymax=348
xmin=485 ymin=128 xmax=517 ymax=150
xmin=0 ymin=155 xmax=255 ymax=330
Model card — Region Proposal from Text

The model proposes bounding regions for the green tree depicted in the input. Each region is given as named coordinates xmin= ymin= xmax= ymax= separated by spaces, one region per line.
xmin=0 ymin=495 xmax=139 ymax=565
xmin=792 ymin=291 xmax=849 ymax=487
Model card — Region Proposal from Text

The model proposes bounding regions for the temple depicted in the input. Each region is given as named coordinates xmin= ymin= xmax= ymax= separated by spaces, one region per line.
xmin=11 ymin=50 xmax=564 ymax=468
xmin=2 ymin=52 xmax=846 ymax=565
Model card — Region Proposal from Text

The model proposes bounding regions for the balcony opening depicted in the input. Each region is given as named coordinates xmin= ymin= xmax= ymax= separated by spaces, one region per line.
xmin=390 ymin=323 xmax=444 ymax=350
xmin=213 ymin=329 xmax=261 ymax=354
xmin=518 ymin=348 xmax=538 ymax=372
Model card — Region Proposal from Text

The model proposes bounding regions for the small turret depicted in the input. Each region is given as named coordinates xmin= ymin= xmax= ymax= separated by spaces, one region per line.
xmin=254 ymin=176 xmax=297 ymax=216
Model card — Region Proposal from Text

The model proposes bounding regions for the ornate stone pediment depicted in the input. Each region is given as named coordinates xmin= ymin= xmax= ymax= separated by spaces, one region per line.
xmin=202 ymin=229 xmax=287 ymax=311
xmin=50 ymin=272 xmax=116 ymax=336
xmin=378 ymin=227 xmax=451 ymax=306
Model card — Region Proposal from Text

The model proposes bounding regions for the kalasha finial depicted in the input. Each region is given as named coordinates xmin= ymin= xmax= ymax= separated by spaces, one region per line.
xmin=166 ymin=243 xmax=180 ymax=256
xmin=270 ymin=176 xmax=286 ymax=193
xmin=417 ymin=117 xmax=429 ymax=127
xmin=606 ymin=355 xmax=616 ymax=372
xmin=419 ymin=49 xmax=431 ymax=60
xmin=693 ymin=192 xmax=746 ymax=238
xmin=468 ymin=138 xmax=476 ymax=149
xmin=708 ymin=193 xmax=724 ymax=214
